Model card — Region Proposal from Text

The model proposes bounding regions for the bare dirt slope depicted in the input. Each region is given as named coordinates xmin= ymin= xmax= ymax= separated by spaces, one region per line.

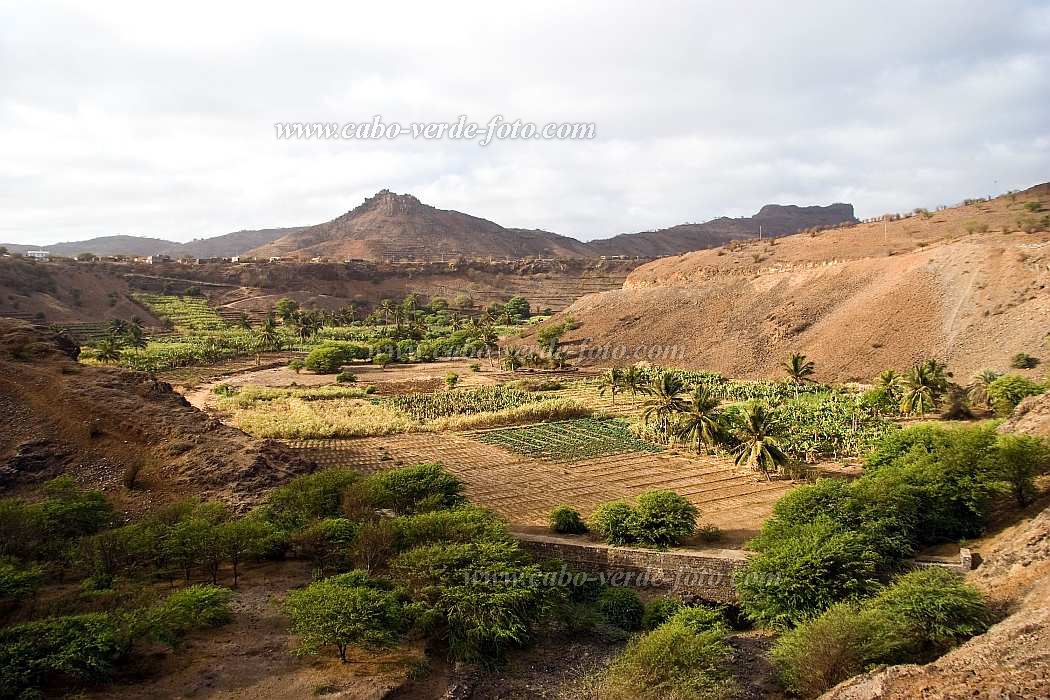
xmin=547 ymin=183 xmax=1050 ymax=381
xmin=0 ymin=320 xmax=314 ymax=511
xmin=0 ymin=256 xmax=162 ymax=326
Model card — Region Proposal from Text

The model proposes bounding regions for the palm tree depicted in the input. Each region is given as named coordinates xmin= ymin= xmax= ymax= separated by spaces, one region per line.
xmin=621 ymin=366 xmax=644 ymax=396
xmin=597 ymin=368 xmax=623 ymax=405
xmin=967 ymin=369 xmax=1001 ymax=410
xmin=501 ymin=346 xmax=525 ymax=371
xmin=641 ymin=371 xmax=688 ymax=439
xmin=107 ymin=318 xmax=130 ymax=336
xmin=237 ymin=312 xmax=253 ymax=331
xmin=123 ymin=324 xmax=147 ymax=349
xmin=257 ymin=317 xmax=283 ymax=352
xmin=293 ymin=311 xmax=322 ymax=343
xmin=93 ymin=338 xmax=122 ymax=364
xmin=899 ymin=359 xmax=950 ymax=416
xmin=782 ymin=352 xmax=816 ymax=384
xmin=875 ymin=369 xmax=902 ymax=393
xmin=733 ymin=404 xmax=789 ymax=481
xmin=674 ymin=386 xmax=725 ymax=455
xmin=377 ymin=299 xmax=395 ymax=324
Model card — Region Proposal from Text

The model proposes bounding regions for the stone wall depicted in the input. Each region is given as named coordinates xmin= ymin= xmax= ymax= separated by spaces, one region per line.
xmin=515 ymin=532 xmax=748 ymax=604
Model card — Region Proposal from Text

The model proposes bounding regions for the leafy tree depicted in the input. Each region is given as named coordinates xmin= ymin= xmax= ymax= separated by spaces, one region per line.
xmin=502 ymin=295 xmax=531 ymax=320
xmin=500 ymin=346 xmax=525 ymax=371
xmin=986 ymin=373 xmax=1045 ymax=415
xmin=284 ymin=575 xmax=404 ymax=662
xmin=783 ymin=352 xmax=816 ymax=384
xmin=535 ymin=323 xmax=567 ymax=356
xmin=738 ymin=516 xmax=881 ymax=628
xmin=445 ymin=371 xmax=460 ymax=389
xmin=733 ymin=404 xmax=790 ymax=480
xmin=275 ymin=298 xmax=299 ymax=323
xmin=303 ymin=344 xmax=347 ymax=373
xmin=589 ymin=501 xmax=637 ymax=546
xmin=0 ymin=614 xmax=125 ymax=696
xmin=995 ymin=433 xmax=1050 ymax=506
xmin=602 ymin=607 xmax=737 ymax=700
xmin=373 ymin=352 xmax=392 ymax=369
xmin=365 ymin=463 xmax=464 ymax=515
xmin=149 ymin=584 xmax=234 ymax=648
xmin=674 ymin=385 xmax=726 ymax=454
xmin=217 ymin=518 xmax=280 ymax=587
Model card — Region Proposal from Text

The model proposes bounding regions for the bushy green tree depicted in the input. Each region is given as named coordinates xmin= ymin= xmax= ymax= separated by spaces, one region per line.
xmin=986 ymin=374 xmax=1045 ymax=415
xmin=738 ymin=517 xmax=881 ymax=628
xmin=285 ymin=574 xmax=404 ymax=662
xmin=631 ymin=490 xmax=698 ymax=547
xmin=994 ymin=433 xmax=1050 ymax=506
xmin=596 ymin=587 xmax=644 ymax=630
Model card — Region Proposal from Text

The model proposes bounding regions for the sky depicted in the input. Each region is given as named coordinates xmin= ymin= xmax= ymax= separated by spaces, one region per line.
xmin=1 ymin=0 xmax=1049 ymax=246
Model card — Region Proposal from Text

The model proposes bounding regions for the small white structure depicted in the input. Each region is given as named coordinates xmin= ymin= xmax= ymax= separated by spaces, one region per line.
xmin=26 ymin=250 xmax=51 ymax=260
xmin=268 ymin=256 xmax=282 ymax=263
xmin=145 ymin=254 xmax=171 ymax=265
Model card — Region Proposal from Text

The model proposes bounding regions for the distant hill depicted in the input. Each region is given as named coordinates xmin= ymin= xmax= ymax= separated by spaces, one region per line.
xmin=586 ymin=203 xmax=857 ymax=257
xmin=1 ymin=227 xmax=302 ymax=259
xmin=3 ymin=193 xmax=856 ymax=261
xmin=248 ymin=190 xmax=595 ymax=260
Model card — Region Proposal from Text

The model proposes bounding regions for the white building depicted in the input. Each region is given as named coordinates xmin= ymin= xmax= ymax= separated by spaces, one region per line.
xmin=26 ymin=250 xmax=51 ymax=260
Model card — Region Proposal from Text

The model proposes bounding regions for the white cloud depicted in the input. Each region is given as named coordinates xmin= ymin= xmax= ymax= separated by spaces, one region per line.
xmin=1 ymin=0 xmax=1048 ymax=245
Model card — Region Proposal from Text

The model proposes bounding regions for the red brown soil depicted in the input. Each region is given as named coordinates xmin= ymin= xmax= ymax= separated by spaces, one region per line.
xmin=0 ymin=319 xmax=315 ymax=511
xmin=541 ymin=183 xmax=1050 ymax=382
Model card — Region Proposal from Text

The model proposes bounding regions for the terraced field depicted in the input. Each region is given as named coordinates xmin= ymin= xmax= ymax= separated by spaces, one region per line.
xmin=285 ymin=432 xmax=794 ymax=540
xmin=473 ymin=418 xmax=661 ymax=461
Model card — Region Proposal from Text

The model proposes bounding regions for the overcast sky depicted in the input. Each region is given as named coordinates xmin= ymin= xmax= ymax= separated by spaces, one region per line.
xmin=2 ymin=1 xmax=1049 ymax=246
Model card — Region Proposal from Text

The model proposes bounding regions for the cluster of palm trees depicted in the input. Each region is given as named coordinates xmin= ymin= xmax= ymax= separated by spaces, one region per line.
xmin=873 ymin=359 xmax=1010 ymax=418
xmin=601 ymin=368 xmax=790 ymax=480
xmin=91 ymin=319 xmax=147 ymax=363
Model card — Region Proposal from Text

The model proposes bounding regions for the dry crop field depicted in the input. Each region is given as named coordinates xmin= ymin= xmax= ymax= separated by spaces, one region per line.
xmin=285 ymin=430 xmax=794 ymax=543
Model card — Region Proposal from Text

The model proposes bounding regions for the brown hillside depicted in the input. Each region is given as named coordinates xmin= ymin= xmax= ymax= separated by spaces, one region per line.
xmin=0 ymin=256 xmax=162 ymax=327
xmin=0 ymin=320 xmax=314 ymax=511
xmin=249 ymin=189 xmax=595 ymax=260
xmin=546 ymin=183 xmax=1050 ymax=381
xmin=587 ymin=203 xmax=857 ymax=257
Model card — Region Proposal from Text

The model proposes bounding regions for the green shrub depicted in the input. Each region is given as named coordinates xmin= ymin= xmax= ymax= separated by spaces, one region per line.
xmin=772 ymin=602 xmax=899 ymax=698
xmin=738 ymin=517 xmax=881 ymax=628
xmin=288 ymin=358 xmax=304 ymax=373
xmin=987 ymin=374 xmax=1045 ymax=415
xmin=284 ymin=575 xmax=404 ymax=662
xmin=335 ymin=370 xmax=357 ymax=383
xmin=1010 ymin=352 xmax=1039 ymax=369
xmin=391 ymin=540 xmax=551 ymax=663
xmin=291 ymin=518 xmax=359 ymax=574
xmin=0 ymin=613 xmax=125 ymax=696
xmin=596 ymin=587 xmax=644 ymax=631
xmin=393 ymin=506 xmax=509 ymax=550
xmin=365 ymin=463 xmax=464 ymax=515
xmin=870 ymin=567 xmax=989 ymax=658
xmin=303 ymin=344 xmax=349 ymax=373
xmin=772 ymin=568 xmax=989 ymax=697
xmin=602 ymin=609 xmax=737 ymax=700
xmin=262 ymin=469 xmax=360 ymax=532
xmin=548 ymin=506 xmax=587 ymax=534
xmin=589 ymin=501 xmax=637 ymax=546
xmin=0 ymin=559 xmax=44 ymax=605
xmin=631 ymin=490 xmax=698 ymax=547
xmin=373 ymin=352 xmax=391 ymax=369
xmin=445 ymin=371 xmax=460 ymax=388
xmin=641 ymin=597 xmax=684 ymax=629
xmin=995 ymin=433 xmax=1050 ymax=506
xmin=149 ymin=584 xmax=234 ymax=648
